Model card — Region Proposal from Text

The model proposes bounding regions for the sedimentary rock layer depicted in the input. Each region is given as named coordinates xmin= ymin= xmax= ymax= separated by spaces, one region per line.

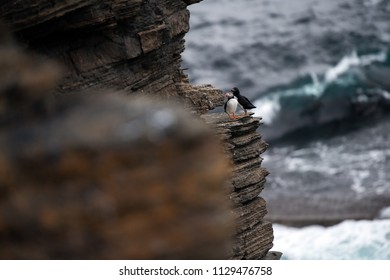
xmin=202 ymin=113 xmax=275 ymax=259
xmin=0 ymin=0 xmax=223 ymax=114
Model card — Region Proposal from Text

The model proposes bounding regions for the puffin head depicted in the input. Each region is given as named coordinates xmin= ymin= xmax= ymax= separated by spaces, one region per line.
xmin=224 ymin=91 xmax=234 ymax=98
xmin=231 ymin=87 xmax=240 ymax=96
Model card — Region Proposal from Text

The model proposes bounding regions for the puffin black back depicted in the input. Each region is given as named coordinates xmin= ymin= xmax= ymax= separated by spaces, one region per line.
xmin=230 ymin=87 xmax=256 ymax=115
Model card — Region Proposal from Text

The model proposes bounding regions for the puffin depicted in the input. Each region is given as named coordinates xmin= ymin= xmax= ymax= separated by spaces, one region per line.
xmin=224 ymin=91 xmax=239 ymax=119
xmin=231 ymin=87 xmax=256 ymax=115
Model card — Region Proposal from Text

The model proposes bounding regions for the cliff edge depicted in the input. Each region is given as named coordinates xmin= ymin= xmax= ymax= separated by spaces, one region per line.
xmin=202 ymin=113 xmax=278 ymax=259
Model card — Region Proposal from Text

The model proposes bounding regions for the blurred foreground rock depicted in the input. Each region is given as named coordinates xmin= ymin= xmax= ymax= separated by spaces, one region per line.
xmin=0 ymin=38 xmax=232 ymax=259
xmin=0 ymin=98 xmax=232 ymax=259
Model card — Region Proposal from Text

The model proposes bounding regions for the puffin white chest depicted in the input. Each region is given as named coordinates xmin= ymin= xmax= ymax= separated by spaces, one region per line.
xmin=226 ymin=97 xmax=238 ymax=114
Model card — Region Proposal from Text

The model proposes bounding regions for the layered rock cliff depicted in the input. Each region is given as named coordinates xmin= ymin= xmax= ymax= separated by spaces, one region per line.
xmin=0 ymin=0 xmax=223 ymax=114
xmin=202 ymin=113 xmax=277 ymax=260
xmin=0 ymin=0 xmax=277 ymax=259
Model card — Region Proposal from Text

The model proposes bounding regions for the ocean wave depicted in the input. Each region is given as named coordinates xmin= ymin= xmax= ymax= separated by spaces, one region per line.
xmin=253 ymin=49 xmax=390 ymax=141
xmin=273 ymin=219 xmax=390 ymax=259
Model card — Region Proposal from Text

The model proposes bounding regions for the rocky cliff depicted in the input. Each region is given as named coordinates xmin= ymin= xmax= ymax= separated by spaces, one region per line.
xmin=202 ymin=113 xmax=278 ymax=260
xmin=0 ymin=0 xmax=223 ymax=114
xmin=0 ymin=0 xmax=277 ymax=259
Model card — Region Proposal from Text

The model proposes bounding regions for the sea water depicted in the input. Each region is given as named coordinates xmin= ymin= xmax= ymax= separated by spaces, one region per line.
xmin=273 ymin=220 xmax=390 ymax=260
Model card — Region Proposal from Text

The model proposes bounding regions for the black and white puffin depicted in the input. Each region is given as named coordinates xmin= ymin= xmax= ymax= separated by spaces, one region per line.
xmin=224 ymin=91 xmax=238 ymax=119
xmin=231 ymin=87 xmax=256 ymax=115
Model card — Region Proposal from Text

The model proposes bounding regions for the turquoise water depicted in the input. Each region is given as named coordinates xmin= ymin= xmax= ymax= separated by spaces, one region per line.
xmin=253 ymin=49 xmax=390 ymax=140
xmin=273 ymin=219 xmax=390 ymax=260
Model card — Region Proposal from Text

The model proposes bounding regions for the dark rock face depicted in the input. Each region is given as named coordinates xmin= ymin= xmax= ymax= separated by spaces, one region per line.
xmin=0 ymin=0 xmax=223 ymax=114
xmin=202 ymin=114 xmax=277 ymax=260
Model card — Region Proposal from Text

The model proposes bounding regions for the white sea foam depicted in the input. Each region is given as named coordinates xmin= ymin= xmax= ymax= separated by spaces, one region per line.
xmin=253 ymin=97 xmax=280 ymax=125
xmin=325 ymin=50 xmax=387 ymax=83
xmin=383 ymin=90 xmax=390 ymax=100
xmin=360 ymin=50 xmax=387 ymax=66
xmin=272 ymin=220 xmax=390 ymax=260
xmin=325 ymin=51 xmax=360 ymax=83
xmin=283 ymin=144 xmax=341 ymax=176
xmin=350 ymin=170 xmax=370 ymax=194
xmin=310 ymin=71 xmax=320 ymax=88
